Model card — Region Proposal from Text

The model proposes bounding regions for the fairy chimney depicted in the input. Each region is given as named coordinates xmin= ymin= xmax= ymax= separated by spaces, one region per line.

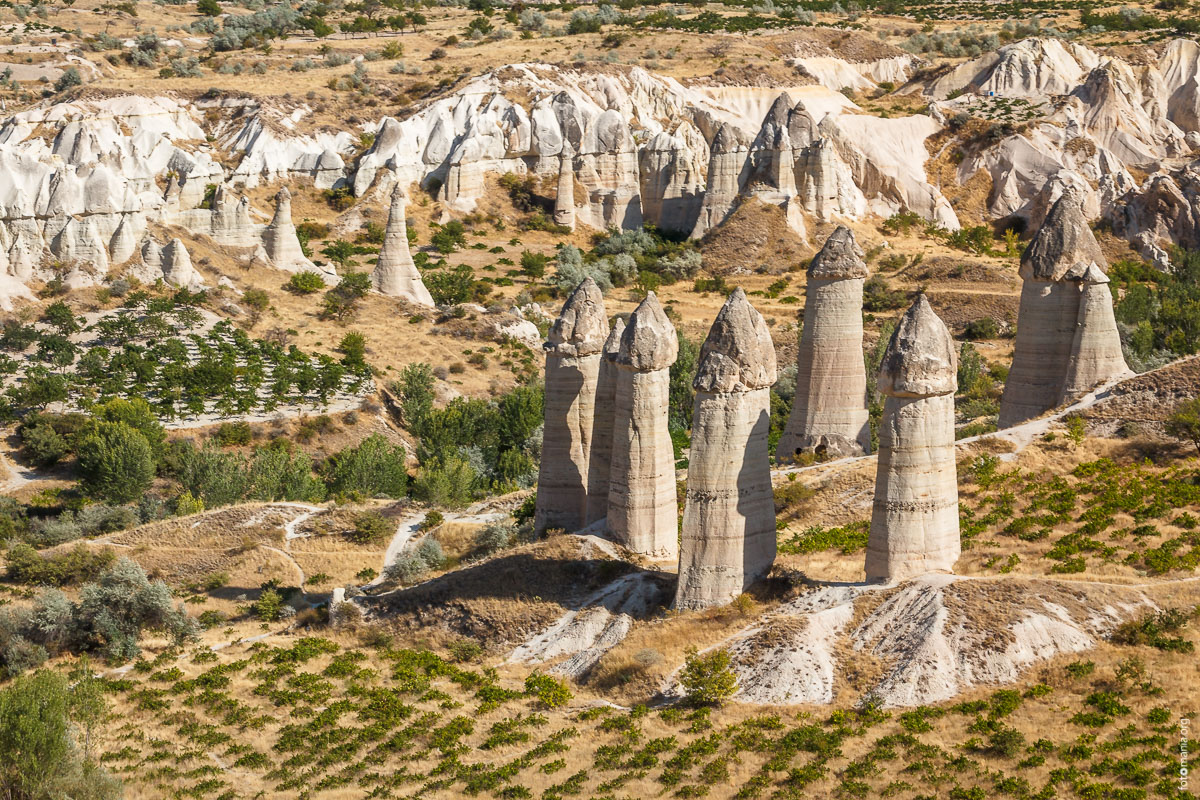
xmin=371 ymin=185 xmax=435 ymax=306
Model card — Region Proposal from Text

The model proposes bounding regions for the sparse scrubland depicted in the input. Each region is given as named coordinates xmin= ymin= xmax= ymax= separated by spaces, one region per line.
xmin=0 ymin=0 xmax=1199 ymax=797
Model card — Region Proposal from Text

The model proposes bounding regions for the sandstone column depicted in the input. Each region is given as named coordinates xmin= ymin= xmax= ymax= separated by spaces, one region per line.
xmin=535 ymin=278 xmax=608 ymax=533
xmin=777 ymin=226 xmax=871 ymax=461
xmin=1000 ymin=189 xmax=1108 ymax=427
xmin=1061 ymin=263 xmax=1129 ymax=402
xmin=371 ymin=185 xmax=435 ymax=306
xmin=554 ymin=141 xmax=576 ymax=231
xmin=261 ymin=187 xmax=313 ymax=272
xmin=607 ymin=292 xmax=679 ymax=558
xmin=676 ymin=288 xmax=778 ymax=610
xmin=585 ymin=317 xmax=625 ymax=525
xmin=690 ymin=123 xmax=747 ymax=240
xmin=865 ymin=295 xmax=960 ymax=584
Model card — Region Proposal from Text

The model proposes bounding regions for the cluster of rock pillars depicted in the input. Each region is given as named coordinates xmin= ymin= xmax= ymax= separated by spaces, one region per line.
xmin=532 ymin=187 xmax=1129 ymax=607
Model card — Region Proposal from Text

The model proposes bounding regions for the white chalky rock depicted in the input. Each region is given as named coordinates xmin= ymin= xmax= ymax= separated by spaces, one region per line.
xmin=690 ymin=123 xmax=748 ymax=240
xmin=638 ymin=124 xmax=706 ymax=236
xmin=865 ymin=295 xmax=960 ymax=584
xmin=370 ymin=186 xmax=434 ymax=306
xmin=744 ymin=93 xmax=797 ymax=203
xmin=553 ymin=141 xmax=576 ymax=231
xmin=535 ymin=278 xmax=609 ymax=533
xmin=676 ymin=288 xmax=778 ymax=610
xmin=999 ymin=189 xmax=1128 ymax=426
xmin=161 ymin=238 xmax=205 ymax=290
xmin=607 ymin=292 xmax=679 ymax=558
xmin=777 ymin=226 xmax=871 ymax=460
xmin=585 ymin=318 xmax=625 ymax=525
xmin=576 ymin=110 xmax=642 ymax=230
xmin=261 ymin=187 xmax=315 ymax=273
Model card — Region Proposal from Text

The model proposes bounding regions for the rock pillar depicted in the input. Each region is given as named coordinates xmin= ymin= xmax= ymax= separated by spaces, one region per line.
xmin=535 ymin=278 xmax=609 ymax=533
xmin=371 ymin=185 xmax=435 ymax=306
xmin=554 ymin=142 xmax=576 ymax=231
xmin=676 ymin=288 xmax=778 ymax=610
xmin=585 ymin=317 xmax=625 ymax=525
xmin=778 ymin=226 xmax=871 ymax=460
xmin=607 ymin=292 xmax=679 ymax=558
xmin=261 ymin=187 xmax=313 ymax=272
xmin=1061 ymin=264 xmax=1129 ymax=402
xmin=865 ymin=295 xmax=960 ymax=584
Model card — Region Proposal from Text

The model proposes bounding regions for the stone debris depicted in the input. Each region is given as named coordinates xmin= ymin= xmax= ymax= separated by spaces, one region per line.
xmin=607 ymin=292 xmax=679 ymax=558
xmin=1000 ymin=190 xmax=1130 ymax=427
xmin=535 ymin=278 xmax=608 ymax=533
xmin=865 ymin=295 xmax=960 ymax=584
xmin=777 ymin=226 xmax=871 ymax=461
xmin=370 ymin=185 xmax=435 ymax=306
xmin=675 ymin=288 xmax=778 ymax=610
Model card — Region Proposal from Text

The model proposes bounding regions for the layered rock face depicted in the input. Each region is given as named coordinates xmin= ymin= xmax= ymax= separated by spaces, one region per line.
xmin=865 ymin=295 xmax=960 ymax=584
xmin=676 ymin=289 xmax=778 ymax=610
xmin=638 ymin=125 xmax=706 ymax=236
xmin=370 ymin=186 xmax=435 ymax=307
xmin=777 ymin=227 xmax=871 ymax=460
xmin=535 ymin=278 xmax=609 ymax=533
xmin=744 ymin=94 xmax=797 ymax=203
xmin=585 ymin=318 xmax=625 ymax=525
xmin=691 ymin=123 xmax=749 ymax=239
xmin=999 ymin=190 xmax=1128 ymax=427
xmin=576 ymin=110 xmax=643 ymax=230
xmin=607 ymin=292 xmax=679 ymax=558
xmin=553 ymin=142 xmax=576 ymax=231
xmin=261 ymin=187 xmax=315 ymax=273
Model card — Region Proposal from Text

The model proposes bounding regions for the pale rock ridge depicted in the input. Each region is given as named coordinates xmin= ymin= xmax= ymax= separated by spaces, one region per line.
xmin=108 ymin=213 xmax=142 ymax=265
xmin=638 ymin=124 xmax=706 ymax=235
xmin=744 ymin=93 xmax=797 ymax=202
xmin=608 ymin=292 xmax=679 ymax=558
xmin=261 ymin=187 xmax=316 ymax=273
xmin=777 ymin=227 xmax=871 ymax=460
xmin=576 ymin=110 xmax=643 ymax=230
xmin=795 ymin=137 xmax=868 ymax=221
xmin=554 ymin=141 xmax=576 ymax=231
xmin=1000 ymin=190 xmax=1127 ymax=426
xmin=585 ymin=318 xmax=625 ymax=525
xmin=690 ymin=123 xmax=748 ymax=239
xmin=535 ymin=278 xmax=608 ymax=533
xmin=161 ymin=238 xmax=205 ymax=290
xmin=927 ymin=38 xmax=1103 ymax=100
xmin=676 ymin=288 xmax=778 ymax=610
xmin=865 ymin=295 xmax=959 ymax=584
xmin=370 ymin=186 xmax=435 ymax=306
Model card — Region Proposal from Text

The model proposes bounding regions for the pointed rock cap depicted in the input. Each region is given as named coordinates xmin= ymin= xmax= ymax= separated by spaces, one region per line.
xmin=1077 ymin=262 xmax=1110 ymax=285
xmin=389 ymin=183 xmax=407 ymax=212
xmin=559 ymin=139 xmax=575 ymax=159
xmin=603 ymin=317 xmax=626 ymax=361
xmin=755 ymin=93 xmax=793 ymax=144
xmin=616 ymin=291 xmax=678 ymax=371
xmin=711 ymin=122 xmax=746 ymax=154
xmin=1021 ymin=187 xmax=1107 ymax=282
xmin=809 ymin=225 xmax=869 ymax=279
xmin=547 ymin=277 xmax=609 ymax=358
xmin=141 ymin=237 xmax=163 ymax=270
xmin=878 ymin=294 xmax=957 ymax=398
xmin=694 ymin=288 xmax=778 ymax=393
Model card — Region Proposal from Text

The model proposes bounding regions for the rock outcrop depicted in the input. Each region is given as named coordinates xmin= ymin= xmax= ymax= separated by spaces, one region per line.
xmin=161 ymin=238 xmax=205 ymax=290
xmin=675 ymin=288 xmax=778 ymax=610
xmin=691 ymin=123 xmax=748 ymax=239
xmin=535 ymin=278 xmax=609 ymax=533
xmin=999 ymin=190 xmax=1128 ymax=427
xmin=607 ymin=292 xmax=679 ymax=558
xmin=585 ymin=318 xmax=624 ymax=525
xmin=777 ymin=227 xmax=871 ymax=460
xmin=553 ymin=141 xmax=576 ymax=231
xmin=865 ymin=295 xmax=960 ymax=584
xmin=261 ymin=187 xmax=315 ymax=273
xmin=370 ymin=186 xmax=435 ymax=306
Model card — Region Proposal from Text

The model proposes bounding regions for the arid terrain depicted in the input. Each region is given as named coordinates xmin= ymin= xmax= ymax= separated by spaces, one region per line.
xmin=0 ymin=0 xmax=1199 ymax=798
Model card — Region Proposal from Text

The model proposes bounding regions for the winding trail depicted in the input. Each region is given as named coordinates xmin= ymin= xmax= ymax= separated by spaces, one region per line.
xmin=367 ymin=504 xmax=507 ymax=587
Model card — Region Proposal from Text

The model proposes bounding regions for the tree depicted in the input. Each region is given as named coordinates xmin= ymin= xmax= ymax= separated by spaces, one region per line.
xmin=320 ymin=270 xmax=372 ymax=321
xmin=41 ymin=301 xmax=80 ymax=336
xmin=197 ymin=0 xmax=221 ymax=15
xmin=53 ymin=67 xmax=82 ymax=94
xmin=430 ymin=221 xmax=466 ymax=254
xmin=520 ymin=250 xmax=548 ymax=280
xmin=76 ymin=422 xmax=154 ymax=504
xmin=0 ymin=670 xmax=71 ymax=797
xmin=68 ymin=656 xmax=105 ymax=760
xmin=92 ymin=397 xmax=165 ymax=462
xmin=322 ymin=433 xmax=408 ymax=498
xmin=320 ymin=240 xmax=357 ymax=268
xmin=1166 ymin=397 xmax=1200 ymax=454
xmin=680 ymin=647 xmax=738 ymax=706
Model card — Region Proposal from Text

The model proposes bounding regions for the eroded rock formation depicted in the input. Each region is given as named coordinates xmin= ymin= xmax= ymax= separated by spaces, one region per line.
xmin=554 ymin=141 xmax=576 ymax=231
xmin=999 ymin=190 xmax=1128 ymax=427
xmin=535 ymin=278 xmax=609 ymax=533
xmin=865 ymin=295 xmax=960 ymax=584
xmin=585 ymin=317 xmax=624 ymax=525
xmin=162 ymin=238 xmax=205 ymax=290
xmin=777 ymin=227 xmax=871 ymax=460
xmin=676 ymin=288 xmax=778 ymax=610
xmin=370 ymin=186 xmax=435 ymax=306
xmin=261 ymin=187 xmax=315 ymax=273
xmin=607 ymin=292 xmax=679 ymax=558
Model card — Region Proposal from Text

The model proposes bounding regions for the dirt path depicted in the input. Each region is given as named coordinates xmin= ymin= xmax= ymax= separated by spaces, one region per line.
xmin=367 ymin=504 xmax=507 ymax=587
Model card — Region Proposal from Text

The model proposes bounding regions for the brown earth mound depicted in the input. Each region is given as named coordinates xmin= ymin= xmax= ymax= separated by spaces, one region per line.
xmin=700 ymin=199 xmax=810 ymax=276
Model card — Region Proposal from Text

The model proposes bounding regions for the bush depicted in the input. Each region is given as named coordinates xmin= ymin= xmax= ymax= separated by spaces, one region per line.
xmin=525 ymin=673 xmax=572 ymax=708
xmin=680 ymin=647 xmax=738 ymax=706
xmin=415 ymin=536 xmax=445 ymax=571
xmin=323 ymin=434 xmax=408 ymax=498
xmin=4 ymin=543 xmax=117 ymax=586
xmin=213 ymin=421 xmax=253 ymax=446
xmin=287 ymin=271 xmax=327 ymax=294
xmin=862 ymin=274 xmax=907 ymax=311
xmin=412 ymin=456 xmax=476 ymax=508
xmin=1165 ymin=398 xmax=1200 ymax=454
xmin=197 ymin=0 xmax=220 ymax=14
xmin=76 ymin=422 xmax=155 ymax=504
xmin=348 ymin=511 xmax=392 ymax=545
xmin=253 ymin=588 xmax=284 ymax=621
xmin=473 ymin=522 xmax=514 ymax=558
xmin=53 ymin=66 xmax=82 ymax=93
xmin=20 ymin=423 xmax=70 ymax=467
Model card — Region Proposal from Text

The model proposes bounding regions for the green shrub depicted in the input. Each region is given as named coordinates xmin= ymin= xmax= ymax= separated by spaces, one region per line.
xmin=76 ymin=422 xmax=154 ymax=504
xmin=286 ymin=271 xmax=327 ymax=294
xmin=680 ymin=648 xmax=738 ymax=706
xmin=253 ymin=588 xmax=285 ymax=621
xmin=348 ymin=511 xmax=392 ymax=545
xmin=4 ymin=543 xmax=117 ymax=586
xmin=213 ymin=421 xmax=253 ymax=447
xmin=322 ymin=434 xmax=408 ymax=498
xmin=525 ymin=673 xmax=572 ymax=708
